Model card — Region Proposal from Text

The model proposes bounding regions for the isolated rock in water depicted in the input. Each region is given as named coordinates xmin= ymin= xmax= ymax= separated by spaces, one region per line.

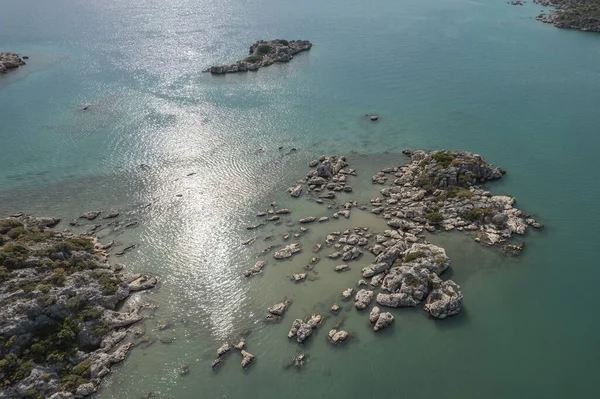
xmin=217 ymin=342 xmax=230 ymax=357
xmin=268 ymin=300 xmax=291 ymax=316
xmin=293 ymin=273 xmax=307 ymax=282
xmin=354 ymin=289 xmax=374 ymax=310
xmin=374 ymin=312 xmax=394 ymax=331
xmin=299 ymin=216 xmax=316 ymax=223
xmin=0 ymin=52 xmax=26 ymax=73
xmin=288 ymin=314 xmax=322 ymax=343
xmin=342 ymin=288 xmax=354 ymax=299
xmin=241 ymin=350 xmax=255 ymax=368
xmin=244 ymin=261 xmax=266 ymax=277
xmin=274 ymin=243 xmax=301 ymax=259
xmin=369 ymin=306 xmax=381 ymax=323
xmin=331 ymin=303 xmax=340 ymax=312
xmin=335 ymin=264 xmax=349 ymax=272
xmin=376 ymin=292 xmax=418 ymax=308
xmin=328 ymin=329 xmax=349 ymax=343
xmin=424 ymin=280 xmax=463 ymax=319
xmin=289 ymin=185 xmax=303 ymax=197
xmin=275 ymin=208 xmax=291 ymax=214
xmin=80 ymin=210 xmax=101 ymax=220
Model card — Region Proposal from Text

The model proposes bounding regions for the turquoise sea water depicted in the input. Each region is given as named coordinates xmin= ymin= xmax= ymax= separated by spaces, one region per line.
xmin=2 ymin=0 xmax=600 ymax=398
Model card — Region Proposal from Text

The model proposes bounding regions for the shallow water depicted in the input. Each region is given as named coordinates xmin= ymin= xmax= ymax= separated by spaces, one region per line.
xmin=1 ymin=0 xmax=600 ymax=398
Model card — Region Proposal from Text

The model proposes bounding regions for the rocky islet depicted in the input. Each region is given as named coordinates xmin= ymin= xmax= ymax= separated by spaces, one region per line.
xmin=204 ymin=40 xmax=312 ymax=74
xmin=0 ymin=52 xmax=26 ymax=74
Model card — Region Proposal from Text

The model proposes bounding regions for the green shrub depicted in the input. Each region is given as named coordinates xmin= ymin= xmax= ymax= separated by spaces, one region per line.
xmin=0 ymin=220 xmax=23 ymax=235
xmin=445 ymin=186 xmax=473 ymax=199
xmin=256 ymin=44 xmax=271 ymax=54
xmin=48 ymin=268 xmax=66 ymax=286
xmin=404 ymin=251 xmax=425 ymax=263
xmin=0 ymin=266 xmax=9 ymax=282
xmin=7 ymin=227 xmax=26 ymax=240
xmin=0 ymin=354 xmax=32 ymax=386
xmin=244 ymin=55 xmax=263 ymax=63
xmin=0 ymin=243 xmax=29 ymax=269
xmin=460 ymin=207 xmax=492 ymax=222
xmin=277 ymin=39 xmax=289 ymax=46
xmin=71 ymin=360 xmax=91 ymax=378
xmin=432 ymin=152 xmax=454 ymax=166
xmin=425 ymin=212 xmax=443 ymax=225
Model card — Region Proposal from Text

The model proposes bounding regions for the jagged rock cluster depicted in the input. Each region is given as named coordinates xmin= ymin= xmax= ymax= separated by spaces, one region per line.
xmin=212 ymin=338 xmax=255 ymax=369
xmin=288 ymin=155 xmax=357 ymax=202
xmin=288 ymin=314 xmax=322 ymax=344
xmin=371 ymin=150 xmax=541 ymax=252
xmin=533 ymin=0 xmax=600 ymax=32
xmin=0 ymin=215 xmax=156 ymax=398
xmin=236 ymin=150 xmax=542 ymax=368
xmin=0 ymin=52 xmax=26 ymax=73
xmin=204 ymin=40 xmax=312 ymax=74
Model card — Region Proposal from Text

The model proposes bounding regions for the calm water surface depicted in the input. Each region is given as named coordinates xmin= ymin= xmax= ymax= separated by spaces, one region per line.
xmin=1 ymin=0 xmax=600 ymax=398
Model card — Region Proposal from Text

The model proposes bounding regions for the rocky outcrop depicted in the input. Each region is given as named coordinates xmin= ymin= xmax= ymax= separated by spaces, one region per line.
xmin=240 ymin=350 xmax=255 ymax=368
xmin=0 ymin=215 xmax=157 ymax=398
xmin=534 ymin=0 xmax=600 ymax=32
xmin=204 ymin=40 xmax=312 ymax=74
xmin=266 ymin=300 xmax=291 ymax=321
xmin=0 ymin=52 xmax=26 ymax=74
xmin=287 ymin=314 xmax=322 ymax=343
xmin=373 ymin=312 xmax=394 ymax=331
xmin=273 ymin=243 xmax=301 ymax=260
xmin=327 ymin=329 xmax=349 ymax=343
xmin=243 ymin=261 xmax=266 ymax=277
xmin=354 ymin=289 xmax=374 ymax=310
xmin=424 ymin=280 xmax=463 ymax=319
xmin=372 ymin=150 xmax=540 ymax=253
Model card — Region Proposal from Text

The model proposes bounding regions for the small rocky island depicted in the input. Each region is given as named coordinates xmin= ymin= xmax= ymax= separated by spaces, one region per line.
xmin=204 ymin=40 xmax=312 ymax=74
xmin=534 ymin=0 xmax=600 ymax=32
xmin=0 ymin=52 xmax=26 ymax=74
xmin=0 ymin=215 xmax=157 ymax=398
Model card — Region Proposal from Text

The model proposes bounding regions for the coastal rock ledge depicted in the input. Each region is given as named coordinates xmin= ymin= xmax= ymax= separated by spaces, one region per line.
xmin=0 ymin=215 xmax=157 ymax=398
xmin=0 ymin=52 xmax=26 ymax=74
xmin=204 ymin=40 xmax=312 ymax=74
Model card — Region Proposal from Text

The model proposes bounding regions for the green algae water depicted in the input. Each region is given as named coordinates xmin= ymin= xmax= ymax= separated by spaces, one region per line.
xmin=2 ymin=0 xmax=600 ymax=397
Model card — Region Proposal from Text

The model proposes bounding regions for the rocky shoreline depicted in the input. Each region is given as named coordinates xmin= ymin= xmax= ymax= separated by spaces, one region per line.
xmin=534 ymin=0 xmax=600 ymax=32
xmin=222 ymin=149 xmax=542 ymax=368
xmin=0 ymin=52 xmax=26 ymax=74
xmin=204 ymin=40 xmax=312 ymax=74
xmin=0 ymin=215 xmax=157 ymax=398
